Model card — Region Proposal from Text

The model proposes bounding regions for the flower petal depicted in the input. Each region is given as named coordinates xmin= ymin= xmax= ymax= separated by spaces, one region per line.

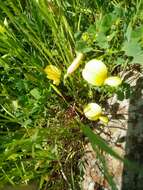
xmin=66 ymin=52 xmax=83 ymax=75
xmin=44 ymin=65 xmax=61 ymax=85
xmin=99 ymin=116 xmax=109 ymax=124
xmin=82 ymin=69 xmax=98 ymax=85
xmin=84 ymin=103 xmax=102 ymax=121
xmin=82 ymin=59 xmax=108 ymax=86
xmin=104 ymin=76 xmax=122 ymax=87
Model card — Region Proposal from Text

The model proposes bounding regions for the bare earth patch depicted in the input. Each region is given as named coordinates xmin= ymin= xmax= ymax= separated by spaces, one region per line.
xmin=82 ymin=70 xmax=143 ymax=190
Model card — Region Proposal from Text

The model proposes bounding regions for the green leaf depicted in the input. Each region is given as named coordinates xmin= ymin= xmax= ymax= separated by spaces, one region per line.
xmin=115 ymin=57 xmax=125 ymax=65
xmin=122 ymin=39 xmax=143 ymax=64
xmin=131 ymin=26 xmax=143 ymax=40
xmin=132 ymin=53 xmax=143 ymax=64
xmin=97 ymin=13 xmax=116 ymax=33
xmin=122 ymin=39 xmax=142 ymax=57
xmin=30 ymin=88 xmax=41 ymax=100
xmin=125 ymin=22 xmax=132 ymax=42
xmin=117 ymin=89 xmax=125 ymax=101
xmin=96 ymin=32 xmax=109 ymax=49
xmin=87 ymin=24 xmax=96 ymax=35
xmin=75 ymin=40 xmax=93 ymax=53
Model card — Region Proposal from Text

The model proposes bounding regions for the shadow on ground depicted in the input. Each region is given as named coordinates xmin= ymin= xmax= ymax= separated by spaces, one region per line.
xmin=122 ymin=77 xmax=143 ymax=190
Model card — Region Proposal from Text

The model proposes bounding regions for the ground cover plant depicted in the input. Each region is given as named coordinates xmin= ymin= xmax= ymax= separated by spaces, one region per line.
xmin=0 ymin=0 xmax=143 ymax=189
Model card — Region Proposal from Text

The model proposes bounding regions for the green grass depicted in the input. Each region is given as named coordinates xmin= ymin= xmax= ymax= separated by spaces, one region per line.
xmin=0 ymin=0 xmax=143 ymax=189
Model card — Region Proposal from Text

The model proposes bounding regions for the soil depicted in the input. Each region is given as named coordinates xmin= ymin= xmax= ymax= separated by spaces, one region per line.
xmin=82 ymin=70 xmax=143 ymax=190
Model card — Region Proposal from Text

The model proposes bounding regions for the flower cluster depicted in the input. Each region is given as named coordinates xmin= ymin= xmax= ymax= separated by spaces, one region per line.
xmin=82 ymin=59 xmax=122 ymax=87
xmin=82 ymin=59 xmax=122 ymax=123
xmin=44 ymin=57 xmax=122 ymax=124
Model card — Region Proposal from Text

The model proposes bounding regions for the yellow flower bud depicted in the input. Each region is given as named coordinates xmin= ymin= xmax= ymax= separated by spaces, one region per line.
xmin=0 ymin=25 xmax=6 ymax=33
xmin=82 ymin=59 xmax=108 ymax=86
xmin=65 ymin=52 xmax=83 ymax=78
xmin=12 ymin=100 xmax=19 ymax=110
xmin=82 ymin=32 xmax=89 ymax=42
xmin=84 ymin=103 xmax=102 ymax=121
xmin=44 ymin=65 xmax=61 ymax=85
xmin=4 ymin=18 xmax=8 ymax=27
xmin=104 ymin=76 xmax=122 ymax=87
xmin=99 ymin=116 xmax=109 ymax=124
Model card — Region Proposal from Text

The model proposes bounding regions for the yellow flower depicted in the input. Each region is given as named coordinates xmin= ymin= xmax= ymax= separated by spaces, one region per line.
xmin=84 ymin=103 xmax=102 ymax=121
xmin=0 ymin=25 xmax=6 ymax=33
xmin=84 ymin=103 xmax=109 ymax=124
xmin=82 ymin=59 xmax=122 ymax=87
xmin=104 ymin=76 xmax=122 ymax=87
xmin=44 ymin=65 xmax=61 ymax=85
xmin=82 ymin=59 xmax=108 ymax=86
xmin=99 ymin=116 xmax=109 ymax=124
xmin=82 ymin=32 xmax=89 ymax=42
